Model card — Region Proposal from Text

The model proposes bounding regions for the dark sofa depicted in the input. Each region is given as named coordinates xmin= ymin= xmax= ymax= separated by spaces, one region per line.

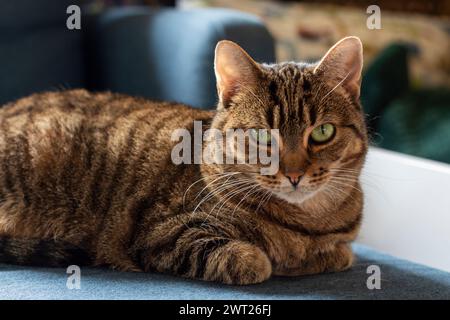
xmin=0 ymin=0 xmax=275 ymax=108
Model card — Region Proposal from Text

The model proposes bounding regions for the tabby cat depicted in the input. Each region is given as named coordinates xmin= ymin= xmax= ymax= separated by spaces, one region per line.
xmin=0 ymin=37 xmax=367 ymax=285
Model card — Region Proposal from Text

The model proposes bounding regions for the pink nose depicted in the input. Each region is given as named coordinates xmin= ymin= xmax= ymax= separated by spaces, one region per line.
xmin=285 ymin=172 xmax=303 ymax=187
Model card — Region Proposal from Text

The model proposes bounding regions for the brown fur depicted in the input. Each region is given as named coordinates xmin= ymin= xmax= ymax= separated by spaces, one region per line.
xmin=0 ymin=38 xmax=368 ymax=285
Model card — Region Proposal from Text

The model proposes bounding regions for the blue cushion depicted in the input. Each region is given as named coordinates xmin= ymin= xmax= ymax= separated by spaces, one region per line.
xmin=1 ymin=244 xmax=449 ymax=300
xmin=88 ymin=7 xmax=275 ymax=109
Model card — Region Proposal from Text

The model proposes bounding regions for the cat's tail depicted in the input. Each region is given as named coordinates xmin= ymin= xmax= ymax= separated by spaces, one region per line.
xmin=0 ymin=236 xmax=93 ymax=267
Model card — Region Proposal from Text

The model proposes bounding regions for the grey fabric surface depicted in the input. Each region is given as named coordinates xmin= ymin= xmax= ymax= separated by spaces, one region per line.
xmin=1 ymin=244 xmax=449 ymax=300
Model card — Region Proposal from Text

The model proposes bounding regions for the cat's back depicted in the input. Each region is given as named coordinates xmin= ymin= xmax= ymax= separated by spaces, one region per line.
xmin=0 ymin=89 xmax=212 ymax=130
xmin=0 ymin=89 xmax=213 ymax=151
xmin=0 ymin=90 xmax=214 ymax=231
xmin=0 ymin=89 xmax=216 ymax=177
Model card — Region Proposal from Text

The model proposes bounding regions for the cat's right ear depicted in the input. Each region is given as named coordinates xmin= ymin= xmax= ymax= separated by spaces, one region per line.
xmin=214 ymin=41 xmax=262 ymax=109
xmin=313 ymin=36 xmax=363 ymax=99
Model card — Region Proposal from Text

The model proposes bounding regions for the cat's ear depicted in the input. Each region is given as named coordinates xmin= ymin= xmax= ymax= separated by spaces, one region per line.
xmin=214 ymin=40 xmax=262 ymax=108
xmin=314 ymin=36 xmax=363 ymax=99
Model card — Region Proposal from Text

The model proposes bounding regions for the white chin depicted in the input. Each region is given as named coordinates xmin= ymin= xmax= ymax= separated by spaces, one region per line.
xmin=274 ymin=189 xmax=316 ymax=205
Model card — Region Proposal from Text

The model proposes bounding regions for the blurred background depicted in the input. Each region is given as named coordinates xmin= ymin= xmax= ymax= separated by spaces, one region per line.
xmin=0 ymin=0 xmax=449 ymax=163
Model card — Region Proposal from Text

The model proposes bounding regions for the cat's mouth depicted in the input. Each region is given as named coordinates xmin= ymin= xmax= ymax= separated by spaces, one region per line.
xmin=274 ymin=190 xmax=314 ymax=204
xmin=254 ymin=173 xmax=330 ymax=205
xmin=269 ymin=184 xmax=322 ymax=204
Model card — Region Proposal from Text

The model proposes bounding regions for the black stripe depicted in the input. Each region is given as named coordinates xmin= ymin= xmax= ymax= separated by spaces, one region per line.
xmin=139 ymin=219 xmax=213 ymax=264
xmin=83 ymin=127 xmax=96 ymax=170
xmin=308 ymin=105 xmax=317 ymax=125
xmin=301 ymin=76 xmax=315 ymax=124
xmin=175 ymin=237 xmax=230 ymax=278
xmin=302 ymin=78 xmax=311 ymax=92
xmin=284 ymin=86 xmax=291 ymax=119
xmin=297 ymin=94 xmax=304 ymax=124
xmin=269 ymin=80 xmax=278 ymax=100
xmin=1 ymin=121 xmax=14 ymax=195
xmin=195 ymin=238 xmax=230 ymax=279
xmin=70 ymin=123 xmax=96 ymax=218
xmin=266 ymin=106 xmax=274 ymax=129
xmin=0 ymin=237 xmax=15 ymax=263
xmin=268 ymin=80 xmax=280 ymax=128
xmin=97 ymin=124 xmax=140 ymax=217
xmin=126 ymin=155 xmax=177 ymax=255
xmin=125 ymin=137 xmax=161 ymax=197
xmin=293 ymin=69 xmax=301 ymax=84
xmin=124 ymin=109 xmax=180 ymax=199
xmin=0 ymin=237 xmax=92 ymax=267
xmin=343 ymin=124 xmax=365 ymax=140
xmin=279 ymin=99 xmax=286 ymax=129
xmin=101 ymin=103 xmax=143 ymax=131
xmin=15 ymin=134 xmax=31 ymax=207
xmin=175 ymin=246 xmax=196 ymax=276
xmin=16 ymin=111 xmax=34 ymax=208
xmin=62 ymin=119 xmax=89 ymax=214
xmin=88 ymin=130 xmax=109 ymax=212
xmin=30 ymin=240 xmax=92 ymax=267
xmin=256 ymin=207 xmax=362 ymax=237
xmin=341 ymin=149 xmax=366 ymax=165
xmin=127 ymin=114 xmax=203 ymax=247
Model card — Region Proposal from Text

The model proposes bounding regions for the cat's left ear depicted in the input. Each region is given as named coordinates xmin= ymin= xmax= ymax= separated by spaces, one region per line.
xmin=214 ymin=40 xmax=262 ymax=109
xmin=314 ymin=36 xmax=363 ymax=99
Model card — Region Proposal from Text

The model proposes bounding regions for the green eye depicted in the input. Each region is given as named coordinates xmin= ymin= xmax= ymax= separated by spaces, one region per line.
xmin=250 ymin=129 xmax=271 ymax=145
xmin=310 ymin=123 xmax=335 ymax=143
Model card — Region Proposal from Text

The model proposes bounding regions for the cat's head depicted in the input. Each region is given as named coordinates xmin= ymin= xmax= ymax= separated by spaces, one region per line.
xmin=208 ymin=37 xmax=368 ymax=206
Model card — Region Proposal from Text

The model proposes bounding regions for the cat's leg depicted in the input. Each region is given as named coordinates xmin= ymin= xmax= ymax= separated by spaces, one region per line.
xmin=136 ymin=218 xmax=272 ymax=285
xmin=94 ymin=211 xmax=143 ymax=272
xmin=273 ymin=243 xmax=353 ymax=277
xmin=201 ymin=240 xmax=272 ymax=284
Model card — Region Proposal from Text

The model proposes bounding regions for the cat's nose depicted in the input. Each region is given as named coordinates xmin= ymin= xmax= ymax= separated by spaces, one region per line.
xmin=285 ymin=172 xmax=303 ymax=187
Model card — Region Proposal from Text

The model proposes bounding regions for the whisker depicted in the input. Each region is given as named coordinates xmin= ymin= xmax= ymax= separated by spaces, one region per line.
xmin=230 ymin=184 xmax=262 ymax=217
xmin=255 ymin=189 xmax=273 ymax=213
xmin=328 ymin=179 xmax=362 ymax=194
xmin=193 ymin=172 xmax=242 ymax=202
xmin=192 ymin=178 xmax=254 ymax=214
xmin=212 ymin=183 xmax=256 ymax=216
xmin=201 ymin=182 xmax=257 ymax=224
xmin=323 ymin=183 xmax=356 ymax=203
xmin=182 ymin=172 xmax=238 ymax=211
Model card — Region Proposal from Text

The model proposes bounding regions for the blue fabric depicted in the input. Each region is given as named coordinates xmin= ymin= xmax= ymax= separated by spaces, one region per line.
xmin=1 ymin=244 xmax=449 ymax=300
xmin=88 ymin=7 xmax=275 ymax=109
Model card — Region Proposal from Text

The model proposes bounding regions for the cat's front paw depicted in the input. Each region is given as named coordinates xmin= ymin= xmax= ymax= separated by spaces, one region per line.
xmin=331 ymin=243 xmax=354 ymax=272
xmin=203 ymin=241 xmax=272 ymax=285
xmin=273 ymin=243 xmax=354 ymax=277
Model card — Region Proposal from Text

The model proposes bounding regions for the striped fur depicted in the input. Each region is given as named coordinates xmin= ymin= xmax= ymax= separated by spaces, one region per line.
xmin=0 ymin=38 xmax=368 ymax=284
